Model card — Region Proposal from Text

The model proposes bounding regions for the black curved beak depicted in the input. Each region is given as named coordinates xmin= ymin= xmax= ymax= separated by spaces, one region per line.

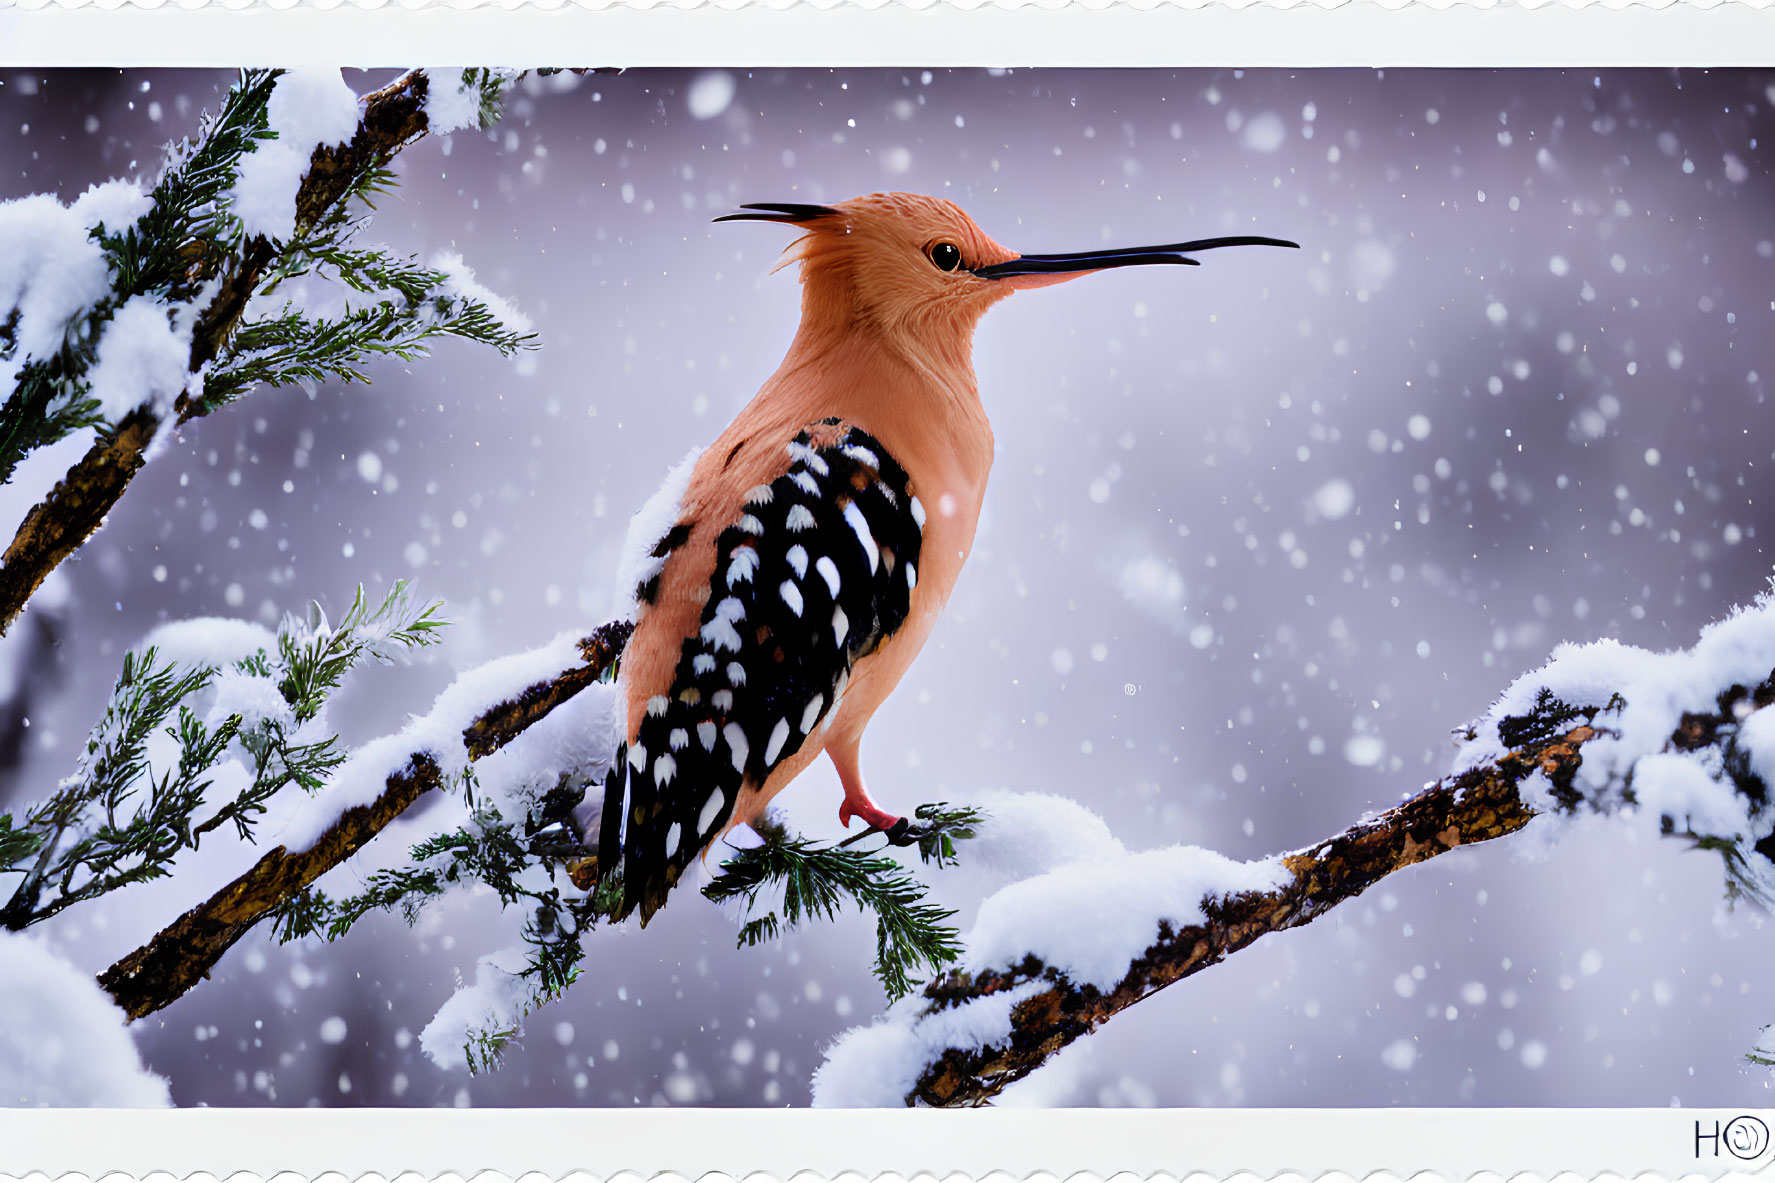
xmin=973 ymin=235 xmax=1299 ymax=279
xmin=713 ymin=202 xmax=839 ymax=224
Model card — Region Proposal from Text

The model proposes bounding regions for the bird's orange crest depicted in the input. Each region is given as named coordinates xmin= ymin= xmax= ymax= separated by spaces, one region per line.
xmin=755 ymin=194 xmax=1022 ymax=353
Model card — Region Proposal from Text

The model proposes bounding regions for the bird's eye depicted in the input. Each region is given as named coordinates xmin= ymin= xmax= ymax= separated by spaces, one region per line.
xmin=928 ymin=241 xmax=963 ymax=272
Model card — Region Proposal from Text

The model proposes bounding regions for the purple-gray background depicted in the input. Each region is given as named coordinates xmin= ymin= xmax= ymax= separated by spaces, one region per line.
xmin=2 ymin=66 xmax=1772 ymax=1107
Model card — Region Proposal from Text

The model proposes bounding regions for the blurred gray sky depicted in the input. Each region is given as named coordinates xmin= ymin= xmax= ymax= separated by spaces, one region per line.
xmin=2 ymin=66 xmax=1773 ymax=1107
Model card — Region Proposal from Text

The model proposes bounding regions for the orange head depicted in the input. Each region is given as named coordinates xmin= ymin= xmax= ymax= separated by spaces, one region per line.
xmin=717 ymin=191 xmax=1297 ymax=356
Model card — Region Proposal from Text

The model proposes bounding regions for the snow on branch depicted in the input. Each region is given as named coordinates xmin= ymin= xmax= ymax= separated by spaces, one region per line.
xmin=83 ymin=595 xmax=983 ymax=1063
xmin=814 ymin=590 xmax=1775 ymax=1107
xmin=0 ymin=67 xmax=529 ymax=637
xmin=0 ymin=582 xmax=443 ymax=934
xmin=267 ymin=748 xmax=978 ymax=1075
xmin=97 ymin=620 xmax=632 ymax=1021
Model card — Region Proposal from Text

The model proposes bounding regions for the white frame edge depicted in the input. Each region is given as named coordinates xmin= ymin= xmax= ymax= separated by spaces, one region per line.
xmin=0 ymin=3 xmax=1773 ymax=69
xmin=2 ymin=1107 xmax=1775 ymax=1177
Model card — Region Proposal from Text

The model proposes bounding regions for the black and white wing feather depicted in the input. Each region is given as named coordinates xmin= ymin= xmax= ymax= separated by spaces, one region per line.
xmin=599 ymin=422 xmax=925 ymax=924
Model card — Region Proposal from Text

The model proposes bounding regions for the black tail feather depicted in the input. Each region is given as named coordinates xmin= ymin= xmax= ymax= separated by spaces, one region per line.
xmin=713 ymin=202 xmax=839 ymax=224
xmin=597 ymin=749 xmax=630 ymax=916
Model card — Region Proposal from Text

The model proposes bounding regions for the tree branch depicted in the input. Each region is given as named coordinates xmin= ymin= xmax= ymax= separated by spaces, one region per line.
xmin=98 ymin=752 xmax=441 ymax=1020
xmin=175 ymin=70 xmax=434 ymax=425
xmin=888 ymin=669 xmax=1775 ymax=1107
xmin=462 ymin=623 xmax=630 ymax=760
xmin=0 ymin=407 xmax=156 ymax=638
xmin=98 ymin=620 xmax=632 ymax=1020
xmin=0 ymin=70 xmax=439 ymax=637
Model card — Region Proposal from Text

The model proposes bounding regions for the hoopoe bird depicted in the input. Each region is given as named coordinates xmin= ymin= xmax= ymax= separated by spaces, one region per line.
xmin=593 ymin=192 xmax=1295 ymax=923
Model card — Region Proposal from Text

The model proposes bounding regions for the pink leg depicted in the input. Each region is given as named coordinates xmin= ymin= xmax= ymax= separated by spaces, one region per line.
xmin=828 ymin=741 xmax=904 ymax=832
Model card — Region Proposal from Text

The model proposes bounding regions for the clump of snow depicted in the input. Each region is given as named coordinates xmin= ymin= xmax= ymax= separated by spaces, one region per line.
xmin=0 ymin=180 xmax=155 ymax=419
xmin=419 ymin=944 xmax=532 ymax=1070
xmin=960 ymin=787 xmax=1125 ymax=878
xmin=273 ymin=630 xmax=621 ymax=852
xmin=814 ymin=791 xmax=1290 ymax=1105
xmin=0 ymin=931 xmax=171 ymax=1106
xmin=0 ymin=181 xmax=150 ymax=357
xmin=83 ymin=294 xmax=194 ymax=421
xmin=1632 ymin=752 xmax=1756 ymax=841
xmin=139 ymin=614 xmax=300 ymax=766
xmin=612 ymin=447 xmax=704 ymax=621
xmin=205 ymin=664 xmax=301 ymax=735
xmin=424 ymin=72 xmax=484 ymax=136
xmin=1455 ymin=590 xmax=1775 ymax=900
xmin=475 ymin=673 xmax=622 ymax=826
xmin=430 ymin=250 xmax=533 ymax=336
xmin=139 ymin=616 xmax=276 ymax=668
xmin=962 ymin=846 xmax=1291 ymax=992
xmin=1740 ymin=707 xmax=1775 ymax=787
xmin=812 ymin=980 xmax=1045 ymax=1107
xmin=231 ymin=68 xmax=362 ymax=242
xmin=1505 ymin=768 xmax=1576 ymax=862
xmin=423 ymin=69 xmax=515 ymax=136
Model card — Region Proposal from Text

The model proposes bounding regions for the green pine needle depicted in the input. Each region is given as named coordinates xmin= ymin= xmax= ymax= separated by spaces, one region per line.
xmin=273 ymin=781 xmax=610 ymax=1075
xmin=0 ymin=815 xmax=44 ymax=873
xmin=0 ymin=68 xmax=279 ymax=485
xmin=0 ymin=647 xmax=220 ymax=929
xmin=913 ymin=801 xmax=984 ymax=868
xmin=456 ymin=68 xmax=516 ymax=132
xmin=703 ymin=808 xmax=982 ymax=1002
xmin=3 ymin=66 xmax=530 ymax=485
xmin=0 ymin=580 xmax=448 ymax=932
xmin=464 ymin=1022 xmax=522 ymax=1076
xmin=276 ymin=581 xmax=447 ymax=724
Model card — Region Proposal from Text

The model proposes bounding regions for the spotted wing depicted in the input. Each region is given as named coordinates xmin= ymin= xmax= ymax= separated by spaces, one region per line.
xmin=598 ymin=422 xmax=925 ymax=924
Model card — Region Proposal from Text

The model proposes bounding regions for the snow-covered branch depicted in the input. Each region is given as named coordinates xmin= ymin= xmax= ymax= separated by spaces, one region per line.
xmin=815 ymin=592 xmax=1775 ymax=1107
xmin=0 ymin=67 xmax=529 ymax=637
xmin=97 ymin=620 xmax=631 ymax=1021
xmin=0 ymin=582 xmax=445 ymax=934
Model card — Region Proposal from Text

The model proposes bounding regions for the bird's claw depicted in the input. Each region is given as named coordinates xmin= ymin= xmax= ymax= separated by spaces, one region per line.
xmin=835 ymin=815 xmax=921 ymax=848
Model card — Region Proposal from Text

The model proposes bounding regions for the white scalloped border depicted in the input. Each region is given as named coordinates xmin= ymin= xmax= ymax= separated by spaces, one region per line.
xmin=0 ymin=1173 xmax=1719 ymax=1180
xmin=0 ymin=24 xmax=1769 ymax=1183
xmin=2 ymin=1111 xmax=1773 ymax=1179
xmin=4 ymin=0 xmax=1772 ymax=68
xmin=1 ymin=1172 xmax=1608 ymax=1180
xmin=1 ymin=0 xmax=1773 ymax=11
